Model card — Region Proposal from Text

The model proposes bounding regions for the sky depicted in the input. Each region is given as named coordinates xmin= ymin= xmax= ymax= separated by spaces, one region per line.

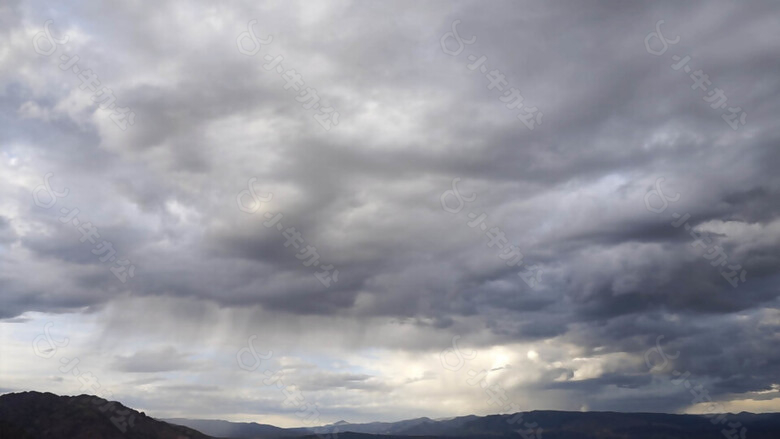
xmin=1 ymin=0 xmax=780 ymax=428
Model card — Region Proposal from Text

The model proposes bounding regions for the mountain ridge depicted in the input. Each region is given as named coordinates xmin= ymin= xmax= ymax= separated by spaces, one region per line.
xmin=4 ymin=391 xmax=780 ymax=438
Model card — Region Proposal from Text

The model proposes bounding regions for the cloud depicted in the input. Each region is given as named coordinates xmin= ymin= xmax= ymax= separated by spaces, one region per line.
xmin=111 ymin=347 xmax=198 ymax=373
xmin=0 ymin=0 xmax=778 ymax=424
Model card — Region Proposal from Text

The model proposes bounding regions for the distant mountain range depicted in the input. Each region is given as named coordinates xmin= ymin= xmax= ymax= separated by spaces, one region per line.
xmin=3 ymin=391 xmax=780 ymax=438
xmin=163 ymin=418 xmax=295 ymax=439
xmin=171 ymin=411 xmax=780 ymax=439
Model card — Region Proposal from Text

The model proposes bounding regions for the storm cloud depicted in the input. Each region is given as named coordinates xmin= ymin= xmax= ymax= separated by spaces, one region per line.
xmin=1 ymin=0 xmax=779 ymax=426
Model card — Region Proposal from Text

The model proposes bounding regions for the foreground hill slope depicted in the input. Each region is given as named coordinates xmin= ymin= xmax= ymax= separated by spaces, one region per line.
xmin=0 ymin=391 xmax=210 ymax=439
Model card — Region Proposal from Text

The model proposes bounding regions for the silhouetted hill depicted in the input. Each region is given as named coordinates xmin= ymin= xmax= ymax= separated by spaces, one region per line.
xmin=0 ymin=391 xmax=210 ymax=439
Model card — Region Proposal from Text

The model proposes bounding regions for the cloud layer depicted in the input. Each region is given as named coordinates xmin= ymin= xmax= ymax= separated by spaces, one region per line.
xmin=1 ymin=0 xmax=779 ymax=425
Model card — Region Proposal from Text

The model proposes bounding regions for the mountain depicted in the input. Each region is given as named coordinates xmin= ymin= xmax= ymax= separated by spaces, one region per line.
xmin=0 ymin=391 xmax=210 ymax=439
xmin=393 ymin=411 xmax=752 ymax=438
xmin=360 ymin=411 xmax=780 ymax=439
xmin=297 ymin=417 xmax=434 ymax=435
xmin=165 ymin=418 xmax=294 ymax=439
xmin=3 ymin=391 xmax=780 ymax=439
xmin=387 ymin=414 xmax=479 ymax=436
xmin=183 ymin=410 xmax=780 ymax=439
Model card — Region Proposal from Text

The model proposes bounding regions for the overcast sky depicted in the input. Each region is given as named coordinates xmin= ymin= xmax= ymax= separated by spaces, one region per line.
xmin=1 ymin=0 xmax=779 ymax=428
